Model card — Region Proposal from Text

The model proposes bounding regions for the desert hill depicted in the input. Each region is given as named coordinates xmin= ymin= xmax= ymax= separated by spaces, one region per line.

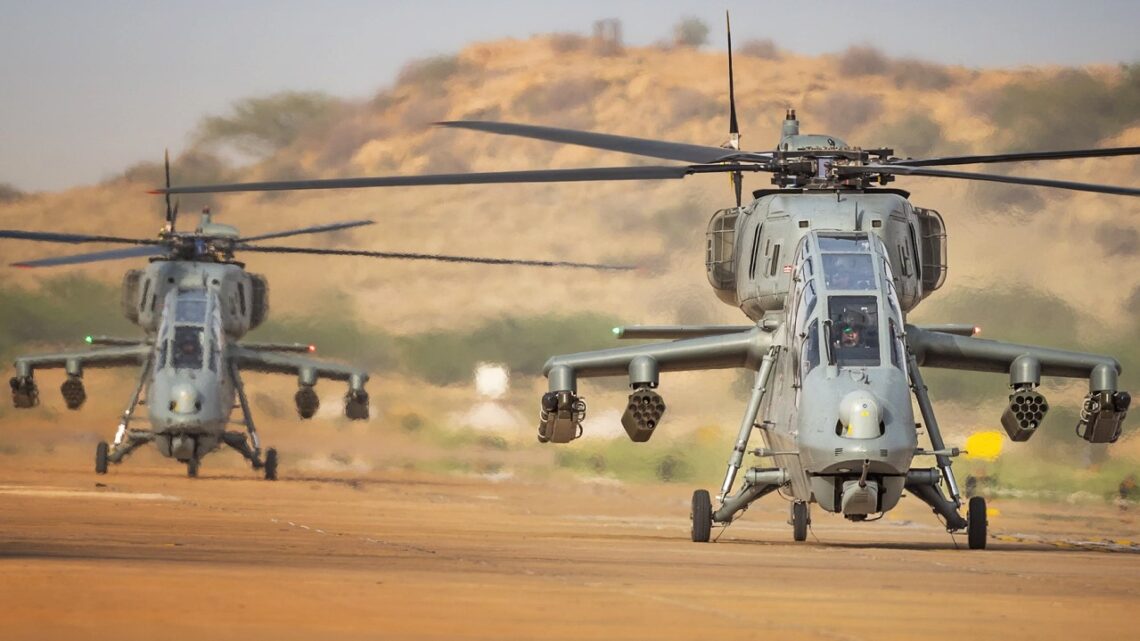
xmin=1 ymin=34 xmax=1138 ymax=482
xmin=1 ymin=35 xmax=1137 ymax=334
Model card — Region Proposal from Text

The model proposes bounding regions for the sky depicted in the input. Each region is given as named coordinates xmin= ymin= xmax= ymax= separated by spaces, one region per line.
xmin=1 ymin=0 xmax=1138 ymax=192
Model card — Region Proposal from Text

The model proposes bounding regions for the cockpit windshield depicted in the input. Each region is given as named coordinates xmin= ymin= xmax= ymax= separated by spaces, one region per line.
xmin=172 ymin=325 xmax=204 ymax=370
xmin=822 ymin=254 xmax=875 ymax=290
xmin=828 ymin=296 xmax=880 ymax=367
xmin=175 ymin=293 xmax=208 ymax=323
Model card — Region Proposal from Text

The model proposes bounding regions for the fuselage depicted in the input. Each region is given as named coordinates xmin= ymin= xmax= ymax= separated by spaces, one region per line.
xmin=124 ymin=259 xmax=268 ymax=460
xmin=706 ymin=189 xmax=945 ymax=517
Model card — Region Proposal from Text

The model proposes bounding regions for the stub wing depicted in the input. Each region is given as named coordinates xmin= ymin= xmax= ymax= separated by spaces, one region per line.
xmin=229 ymin=345 xmax=368 ymax=384
xmin=13 ymin=343 xmax=151 ymax=377
xmin=906 ymin=325 xmax=1129 ymax=443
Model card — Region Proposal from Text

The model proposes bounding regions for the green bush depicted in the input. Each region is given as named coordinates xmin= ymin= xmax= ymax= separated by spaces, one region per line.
xmin=987 ymin=66 xmax=1140 ymax=149
xmin=873 ymin=112 xmax=944 ymax=157
xmin=672 ymin=17 xmax=709 ymax=48
xmin=397 ymin=313 xmax=620 ymax=385
xmin=195 ymin=91 xmax=342 ymax=157
xmin=0 ymin=277 xmax=135 ymax=359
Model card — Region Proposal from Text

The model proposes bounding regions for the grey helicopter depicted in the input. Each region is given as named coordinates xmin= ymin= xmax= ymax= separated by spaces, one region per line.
xmin=154 ymin=18 xmax=1136 ymax=546
xmin=2 ymin=157 xmax=629 ymax=479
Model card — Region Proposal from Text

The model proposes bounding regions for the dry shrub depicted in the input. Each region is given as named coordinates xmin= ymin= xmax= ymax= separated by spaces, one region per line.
xmin=397 ymin=55 xmax=464 ymax=89
xmin=668 ymin=87 xmax=722 ymax=125
xmin=891 ymin=59 xmax=955 ymax=90
xmin=399 ymin=94 xmax=451 ymax=130
xmin=313 ymin=114 xmax=391 ymax=170
xmin=1094 ymin=222 xmax=1139 ymax=256
xmin=838 ymin=45 xmax=891 ymax=76
xmin=873 ymin=112 xmax=944 ymax=157
xmin=966 ymin=180 xmax=1046 ymax=216
xmin=512 ymin=77 xmax=609 ymax=117
xmin=817 ymin=91 xmax=882 ymax=134
xmin=986 ymin=65 xmax=1140 ymax=149
xmin=0 ymin=183 xmax=25 ymax=204
xmin=549 ymin=32 xmax=587 ymax=53
xmin=738 ymin=38 xmax=781 ymax=61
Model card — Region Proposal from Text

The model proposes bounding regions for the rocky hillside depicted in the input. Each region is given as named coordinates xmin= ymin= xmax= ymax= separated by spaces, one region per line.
xmin=2 ymin=36 xmax=1137 ymax=336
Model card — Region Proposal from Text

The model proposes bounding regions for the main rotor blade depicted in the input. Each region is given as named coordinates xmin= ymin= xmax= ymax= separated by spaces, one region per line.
xmin=893 ymin=146 xmax=1140 ymax=167
xmin=437 ymin=121 xmax=753 ymax=164
xmin=12 ymin=245 xmax=167 ymax=268
xmin=843 ymin=165 xmax=1140 ymax=197
xmin=725 ymin=12 xmax=739 ymax=141
xmin=240 ymin=220 xmax=375 ymax=243
xmin=235 ymin=245 xmax=635 ymax=271
xmin=0 ymin=230 xmax=162 ymax=245
xmin=154 ymin=165 xmax=694 ymax=195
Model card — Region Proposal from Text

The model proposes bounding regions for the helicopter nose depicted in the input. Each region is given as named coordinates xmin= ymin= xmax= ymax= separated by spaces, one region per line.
xmin=838 ymin=390 xmax=882 ymax=439
xmin=169 ymin=383 xmax=202 ymax=414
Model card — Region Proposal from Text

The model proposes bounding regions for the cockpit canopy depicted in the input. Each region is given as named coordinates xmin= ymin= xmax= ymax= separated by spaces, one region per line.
xmin=790 ymin=232 xmax=907 ymax=378
xmin=157 ymin=289 xmax=223 ymax=372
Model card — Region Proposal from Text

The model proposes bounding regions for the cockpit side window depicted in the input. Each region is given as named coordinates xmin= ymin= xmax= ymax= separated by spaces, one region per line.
xmin=828 ymin=296 xmax=881 ymax=367
xmin=801 ymin=320 xmax=820 ymax=377
xmin=172 ymin=326 xmax=205 ymax=370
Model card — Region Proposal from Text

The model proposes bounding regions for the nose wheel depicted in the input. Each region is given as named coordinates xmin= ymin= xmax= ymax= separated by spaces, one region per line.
xmin=186 ymin=458 xmax=200 ymax=478
xmin=95 ymin=441 xmax=109 ymax=474
xmin=690 ymin=489 xmax=712 ymax=542
xmin=967 ymin=496 xmax=987 ymax=549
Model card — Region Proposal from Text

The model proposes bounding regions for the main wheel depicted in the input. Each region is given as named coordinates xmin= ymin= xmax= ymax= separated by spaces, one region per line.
xmin=187 ymin=458 xmax=199 ymax=478
xmin=792 ymin=501 xmax=809 ymax=542
xmin=967 ymin=496 xmax=987 ymax=550
xmin=690 ymin=489 xmax=712 ymax=542
xmin=264 ymin=448 xmax=278 ymax=481
xmin=95 ymin=441 xmax=109 ymax=475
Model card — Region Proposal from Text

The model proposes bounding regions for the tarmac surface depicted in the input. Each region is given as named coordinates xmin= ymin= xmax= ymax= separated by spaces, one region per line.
xmin=0 ymin=458 xmax=1138 ymax=641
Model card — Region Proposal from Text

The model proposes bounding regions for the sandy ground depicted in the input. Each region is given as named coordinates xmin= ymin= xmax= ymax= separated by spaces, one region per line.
xmin=0 ymin=452 xmax=1138 ymax=641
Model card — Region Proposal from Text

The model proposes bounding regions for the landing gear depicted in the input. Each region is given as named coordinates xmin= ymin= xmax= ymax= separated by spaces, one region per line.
xmin=791 ymin=501 xmax=810 ymax=542
xmin=264 ymin=448 xmax=278 ymax=481
xmin=95 ymin=441 xmax=109 ymax=474
xmin=186 ymin=458 xmax=200 ymax=478
xmin=691 ymin=489 xmax=712 ymax=542
xmin=967 ymin=496 xmax=987 ymax=550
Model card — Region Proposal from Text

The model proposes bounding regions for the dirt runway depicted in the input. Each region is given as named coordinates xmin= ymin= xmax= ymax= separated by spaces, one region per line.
xmin=0 ymin=458 xmax=1137 ymax=641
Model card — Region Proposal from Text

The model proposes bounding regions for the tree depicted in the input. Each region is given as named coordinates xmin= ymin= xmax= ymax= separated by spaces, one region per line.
xmin=195 ymin=91 xmax=341 ymax=158
xmin=673 ymin=17 xmax=709 ymax=48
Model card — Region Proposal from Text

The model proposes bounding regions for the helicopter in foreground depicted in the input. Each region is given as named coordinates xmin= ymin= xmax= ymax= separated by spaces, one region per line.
xmin=2 ymin=159 xmax=628 ymax=479
xmin=155 ymin=21 xmax=1136 ymax=545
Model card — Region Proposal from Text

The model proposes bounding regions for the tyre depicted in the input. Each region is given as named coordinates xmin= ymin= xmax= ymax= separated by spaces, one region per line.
xmin=264 ymin=448 xmax=278 ymax=481
xmin=95 ymin=441 xmax=109 ymax=475
xmin=792 ymin=501 xmax=809 ymax=542
xmin=967 ymin=496 xmax=987 ymax=550
xmin=187 ymin=458 xmax=199 ymax=478
xmin=690 ymin=489 xmax=712 ymax=542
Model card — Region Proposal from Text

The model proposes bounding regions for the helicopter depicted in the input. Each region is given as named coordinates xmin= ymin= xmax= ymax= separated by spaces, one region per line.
xmin=153 ymin=18 xmax=1137 ymax=546
xmin=2 ymin=157 xmax=629 ymax=479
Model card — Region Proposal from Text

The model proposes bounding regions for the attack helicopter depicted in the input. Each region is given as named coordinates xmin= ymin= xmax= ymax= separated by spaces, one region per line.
xmin=2 ymin=157 xmax=628 ymax=479
xmin=155 ymin=19 xmax=1136 ymax=546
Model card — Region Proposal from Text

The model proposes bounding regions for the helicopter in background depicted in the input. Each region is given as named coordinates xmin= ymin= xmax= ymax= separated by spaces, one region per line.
xmin=2 ymin=158 xmax=629 ymax=479
xmin=154 ymin=18 xmax=1136 ymax=546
